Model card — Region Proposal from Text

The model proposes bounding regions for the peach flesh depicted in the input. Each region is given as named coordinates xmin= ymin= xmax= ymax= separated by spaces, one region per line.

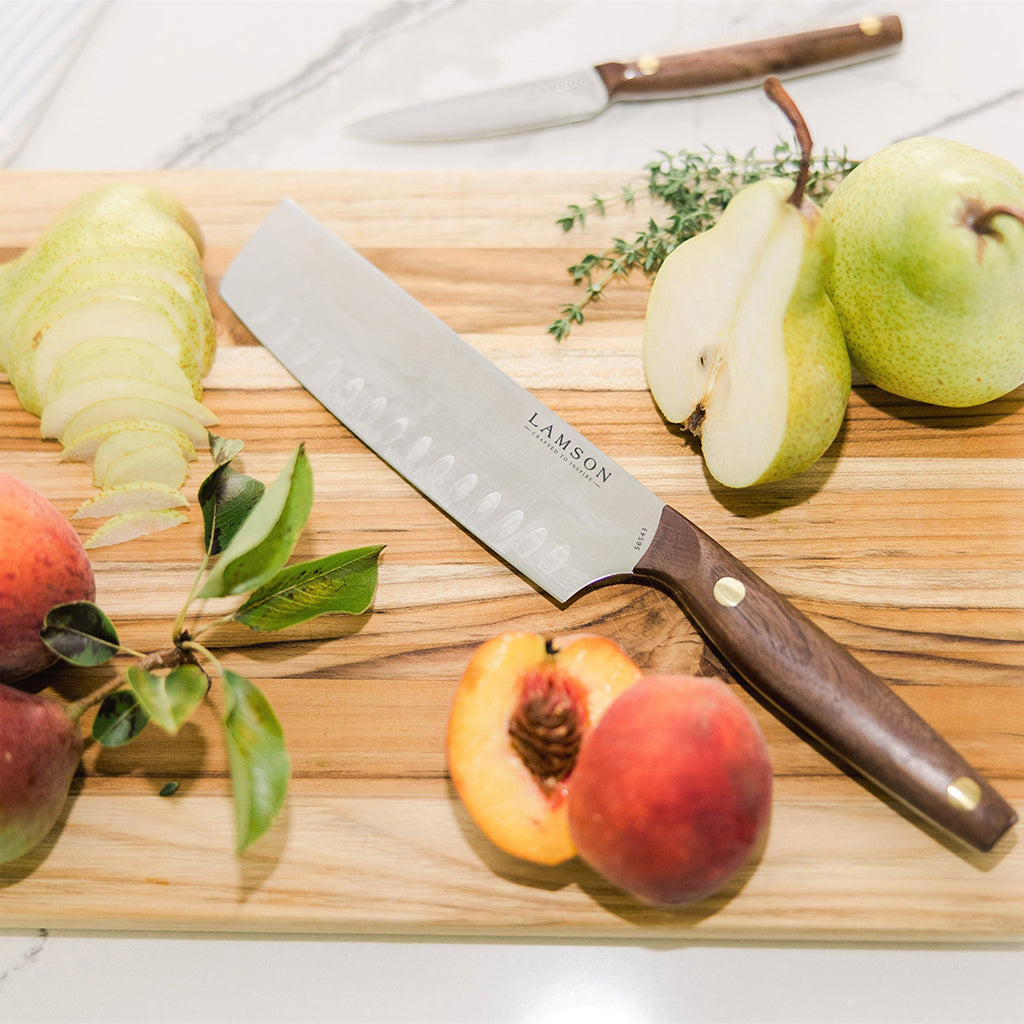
xmin=446 ymin=633 xmax=642 ymax=865
xmin=0 ymin=472 xmax=96 ymax=683
xmin=568 ymin=674 xmax=773 ymax=905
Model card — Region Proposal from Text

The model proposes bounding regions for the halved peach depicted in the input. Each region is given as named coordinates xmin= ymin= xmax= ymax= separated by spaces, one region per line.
xmin=446 ymin=632 xmax=642 ymax=865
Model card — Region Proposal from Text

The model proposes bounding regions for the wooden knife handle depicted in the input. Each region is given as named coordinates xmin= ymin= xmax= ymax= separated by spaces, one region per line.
xmin=633 ymin=505 xmax=1017 ymax=853
xmin=597 ymin=15 xmax=903 ymax=98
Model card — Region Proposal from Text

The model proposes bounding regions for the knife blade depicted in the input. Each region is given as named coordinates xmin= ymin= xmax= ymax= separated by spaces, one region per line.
xmin=219 ymin=198 xmax=1016 ymax=853
xmin=346 ymin=15 xmax=903 ymax=142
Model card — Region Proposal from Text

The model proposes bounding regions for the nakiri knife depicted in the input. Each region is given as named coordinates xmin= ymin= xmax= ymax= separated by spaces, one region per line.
xmin=219 ymin=198 xmax=1017 ymax=854
xmin=346 ymin=14 xmax=903 ymax=142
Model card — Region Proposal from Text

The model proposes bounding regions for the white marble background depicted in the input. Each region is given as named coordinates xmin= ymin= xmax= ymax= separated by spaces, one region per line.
xmin=2 ymin=1 xmax=1023 ymax=1022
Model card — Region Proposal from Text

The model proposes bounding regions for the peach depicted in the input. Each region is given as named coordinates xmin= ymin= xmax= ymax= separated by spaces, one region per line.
xmin=446 ymin=633 xmax=642 ymax=865
xmin=568 ymin=675 xmax=772 ymax=905
xmin=0 ymin=472 xmax=95 ymax=683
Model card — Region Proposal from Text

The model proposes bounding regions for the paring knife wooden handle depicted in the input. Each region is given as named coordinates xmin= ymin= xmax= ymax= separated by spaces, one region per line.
xmin=634 ymin=505 xmax=1017 ymax=853
xmin=597 ymin=15 xmax=903 ymax=98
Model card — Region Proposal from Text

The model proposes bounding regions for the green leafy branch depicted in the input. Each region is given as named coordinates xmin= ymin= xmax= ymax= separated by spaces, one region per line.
xmin=40 ymin=435 xmax=383 ymax=854
xmin=548 ymin=140 xmax=859 ymax=341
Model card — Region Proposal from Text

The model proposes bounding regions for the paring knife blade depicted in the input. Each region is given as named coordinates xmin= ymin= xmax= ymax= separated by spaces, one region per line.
xmin=346 ymin=15 xmax=903 ymax=142
xmin=219 ymin=198 xmax=1016 ymax=853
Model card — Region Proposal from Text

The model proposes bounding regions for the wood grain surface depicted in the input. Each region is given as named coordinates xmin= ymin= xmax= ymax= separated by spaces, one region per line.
xmin=1 ymin=171 xmax=1021 ymax=940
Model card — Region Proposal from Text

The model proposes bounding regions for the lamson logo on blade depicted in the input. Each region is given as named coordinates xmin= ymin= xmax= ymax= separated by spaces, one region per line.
xmin=525 ymin=412 xmax=612 ymax=487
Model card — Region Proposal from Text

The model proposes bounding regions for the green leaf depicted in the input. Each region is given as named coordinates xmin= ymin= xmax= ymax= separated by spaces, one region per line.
xmin=199 ymin=445 xmax=313 ymax=598
xmin=92 ymin=689 xmax=149 ymax=747
xmin=199 ymin=461 xmax=266 ymax=555
xmin=233 ymin=545 xmax=383 ymax=632
xmin=41 ymin=601 xmax=120 ymax=666
xmin=222 ymin=669 xmax=289 ymax=853
xmin=127 ymin=663 xmax=208 ymax=734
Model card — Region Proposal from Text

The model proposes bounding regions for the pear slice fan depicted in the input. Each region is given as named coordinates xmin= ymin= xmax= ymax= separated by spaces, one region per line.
xmin=0 ymin=185 xmax=217 ymax=547
xmin=643 ymin=78 xmax=850 ymax=489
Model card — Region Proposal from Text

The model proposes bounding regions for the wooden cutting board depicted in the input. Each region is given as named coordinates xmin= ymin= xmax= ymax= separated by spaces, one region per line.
xmin=1 ymin=171 xmax=1021 ymax=941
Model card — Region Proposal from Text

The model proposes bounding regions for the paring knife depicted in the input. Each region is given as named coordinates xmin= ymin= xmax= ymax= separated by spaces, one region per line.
xmin=220 ymin=199 xmax=1017 ymax=854
xmin=347 ymin=14 xmax=903 ymax=142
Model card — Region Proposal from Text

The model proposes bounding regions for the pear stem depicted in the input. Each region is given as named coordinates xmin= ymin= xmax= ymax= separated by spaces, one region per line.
xmin=763 ymin=76 xmax=812 ymax=209
xmin=971 ymin=204 xmax=1024 ymax=237
xmin=66 ymin=675 xmax=127 ymax=723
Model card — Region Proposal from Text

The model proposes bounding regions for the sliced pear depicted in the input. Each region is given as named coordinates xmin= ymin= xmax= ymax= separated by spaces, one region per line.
xmin=12 ymin=270 xmax=214 ymax=406
xmin=0 ymin=188 xmax=206 ymax=371
xmin=72 ymin=481 xmax=189 ymax=520
xmin=40 ymin=377 xmax=217 ymax=440
xmin=48 ymin=338 xmax=199 ymax=400
xmin=62 ymin=417 xmax=199 ymax=463
xmin=7 ymin=293 xmax=204 ymax=416
xmin=61 ymin=398 xmax=211 ymax=450
xmin=642 ymin=82 xmax=850 ymax=489
xmin=100 ymin=443 xmax=190 ymax=491
xmin=84 ymin=508 xmax=189 ymax=549
xmin=2 ymin=244 xmax=207 ymax=353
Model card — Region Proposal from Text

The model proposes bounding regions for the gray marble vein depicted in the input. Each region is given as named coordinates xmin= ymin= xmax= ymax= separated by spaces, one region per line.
xmin=157 ymin=0 xmax=457 ymax=169
xmin=0 ymin=929 xmax=48 ymax=994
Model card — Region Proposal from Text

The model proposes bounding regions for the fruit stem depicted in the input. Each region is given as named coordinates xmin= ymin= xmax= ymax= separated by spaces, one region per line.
xmin=65 ymin=675 xmax=127 ymax=722
xmin=763 ymin=76 xmax=812 ymax=209
xmin=970 ymin=203 xmax=1024 ymax=237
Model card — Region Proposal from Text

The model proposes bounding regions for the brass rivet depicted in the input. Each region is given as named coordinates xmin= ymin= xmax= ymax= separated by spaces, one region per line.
xmin=714 ymin=576 xmax=746 ymax=607
xmin=636 ymin=54 xmax=661 ymax=76
xmin=947 ymin=776 xmax=982 ymax=811
xmin=859 ymin=16 xmax=883 ymax=36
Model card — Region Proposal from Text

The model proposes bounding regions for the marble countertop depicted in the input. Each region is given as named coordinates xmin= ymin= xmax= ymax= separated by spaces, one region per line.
xmin=1 ymin=2 xmax=1022 ymax=1021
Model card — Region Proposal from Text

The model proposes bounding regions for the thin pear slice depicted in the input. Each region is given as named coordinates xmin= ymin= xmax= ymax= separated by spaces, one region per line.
xmin=84 ymin=508 xmax=188 ymax=550
xmin=62 ymin=418 xmax=198 ymax=463
xmin=40 ymin=377 xmax=217 ymax=440
xmin=48 ymin=337 xmax=199 ymax=400
xmin=100 ymin=443 xmax=190 ymax=491
xmin=61 ymin=398 xmax=211 ymax=450
xmin=72 ymin=481 xmax=188 ymax=520
xmin=9 ymin=293 xmax=203 ymax=415
xmin=642 ymin=178 xmax=850 ymax=488
xmin=91 ymin=424 xmax=196 ymax=483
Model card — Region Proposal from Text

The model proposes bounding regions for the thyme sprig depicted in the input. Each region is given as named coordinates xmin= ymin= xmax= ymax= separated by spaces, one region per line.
xmin=548 ymin=140 xmax=858 ymax=341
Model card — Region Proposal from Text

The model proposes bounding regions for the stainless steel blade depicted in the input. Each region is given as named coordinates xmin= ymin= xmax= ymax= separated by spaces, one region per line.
xmin=346 ymin=67 xmax=610 ymax=142
xmin=219 ymin=199 xmax=664 ymax=603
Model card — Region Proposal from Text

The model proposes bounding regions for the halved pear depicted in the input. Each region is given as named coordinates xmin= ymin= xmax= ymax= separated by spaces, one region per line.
xmin=72 ymin=481 xmax=189 ymax=520
xmin=642 ymin=81 xmax=851 ymax=489
xmin=61 ymin=398 xmax=211 ymax=450
xmin=40 ymin=377 xmax=217 ymax=440
xmin=91 ymin=423 xmax=197 ymax=483
xmin=643 ymin=177 xmax=850 ymax=488
xmin=61 ymin=417 xmax=198 ymax=464
xmin=100 ymin=443 xmax=190 ymax=491
xmin=48 ymin=337 xmax=199 ymax=400
xmin=84 ymin=508 xmax=189 ymax=550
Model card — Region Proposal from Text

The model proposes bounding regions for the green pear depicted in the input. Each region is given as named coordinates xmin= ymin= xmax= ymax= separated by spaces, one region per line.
xmin=643 ymin=81 xmax=850 ymax=488
xmin=824 ymin=137 xmax=1024 ymax=407
xmin=0 ymin=684 xmax=84 ymax=864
